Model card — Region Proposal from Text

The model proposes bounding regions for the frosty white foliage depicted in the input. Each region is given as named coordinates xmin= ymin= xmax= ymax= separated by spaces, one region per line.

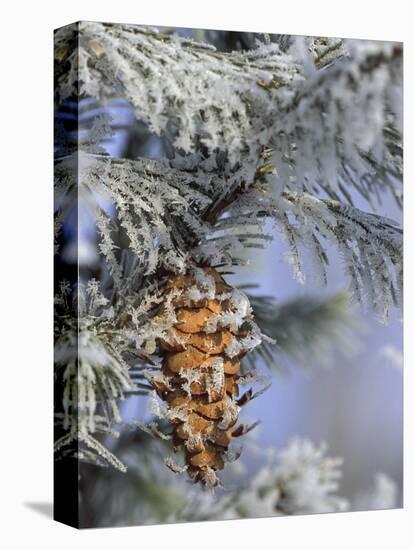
xmin=55 ymin=22 xmax=300 ymax=166
xmin=55 ymin=152 xmax=277 ymax=276
xmin=152 ymin=157 xmax=403 ymax=316
xmin=273 ymin=192 xmax=402 ymax=320
xmin=54 ymin=278 xmax=167 ymax=469
xmin=277 ymin=39 xmax=402 ymax=205
xmin=209 ymin=181 xmax=402 ymax=317
xmin=175 ymin=445 xmax=398 ymax=521
xmin=231 ymin=439 xmax=348 ymax=517
xmin=55 ymin=150 xmax=402 ymax=316
xmin=84 ymin=431 xmax=398 ymax=526
xmin=55 ymin=23 xmax=402 ymax=206
xmin=56 ymin=330 xmax=129 ymax=431
xmin=307 ymin=36 xmax=347 ymax=69
xmin=353 ymin=473 xmax=398 ymax=511
xmin=163 ymin=437 xmax=349 ymax=522
xmin=56 ymin=153 xmax=210 ymax=275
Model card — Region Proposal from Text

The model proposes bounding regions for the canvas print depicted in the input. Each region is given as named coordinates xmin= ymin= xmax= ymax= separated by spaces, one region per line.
xmin=54 ymin=22 xmax=403 ymax=528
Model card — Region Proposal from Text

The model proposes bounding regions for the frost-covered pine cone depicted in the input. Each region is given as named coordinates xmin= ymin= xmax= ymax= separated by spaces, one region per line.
xmin=150 ymin=267 xmax=262 ymax=487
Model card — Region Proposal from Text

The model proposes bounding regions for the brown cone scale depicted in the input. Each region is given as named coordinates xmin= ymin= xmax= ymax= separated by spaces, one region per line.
xmin=151 ymin=267 xmax=259 ymax=487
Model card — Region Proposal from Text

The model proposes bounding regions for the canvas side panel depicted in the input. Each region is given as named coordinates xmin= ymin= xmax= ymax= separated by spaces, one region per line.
xmin=54 ymin=21 xmax=80 ymax=529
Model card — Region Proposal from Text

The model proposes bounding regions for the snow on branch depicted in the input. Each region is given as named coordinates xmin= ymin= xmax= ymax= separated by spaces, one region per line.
xmin=55 ymin=152 xmax=275 ymax=276
xmin=232 ymin=439 xmax=348 ymax=517
xmin=54 ymin=277 xmax=165 ymax=470
xmin=273 ymin=192 xmax=403 ymax=320
xmin=213 ymin=176 xmax=402 ymax=318
xmin=54 ymin=281 xmax=132 ymax=470
xmin=54 ymin=22 xmax=299 ymax=166
xmin=55 ymin=23 xmax=402 ymax=207
xmin=55 ymin=153 xmax=402 ymax=318
xmin=278 ymin=39 xmax=402 ymax=207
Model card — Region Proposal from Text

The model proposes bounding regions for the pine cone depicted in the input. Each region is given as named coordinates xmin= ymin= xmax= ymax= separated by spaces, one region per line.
xmin=150 ymin=267 xmax=261 ymax=487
